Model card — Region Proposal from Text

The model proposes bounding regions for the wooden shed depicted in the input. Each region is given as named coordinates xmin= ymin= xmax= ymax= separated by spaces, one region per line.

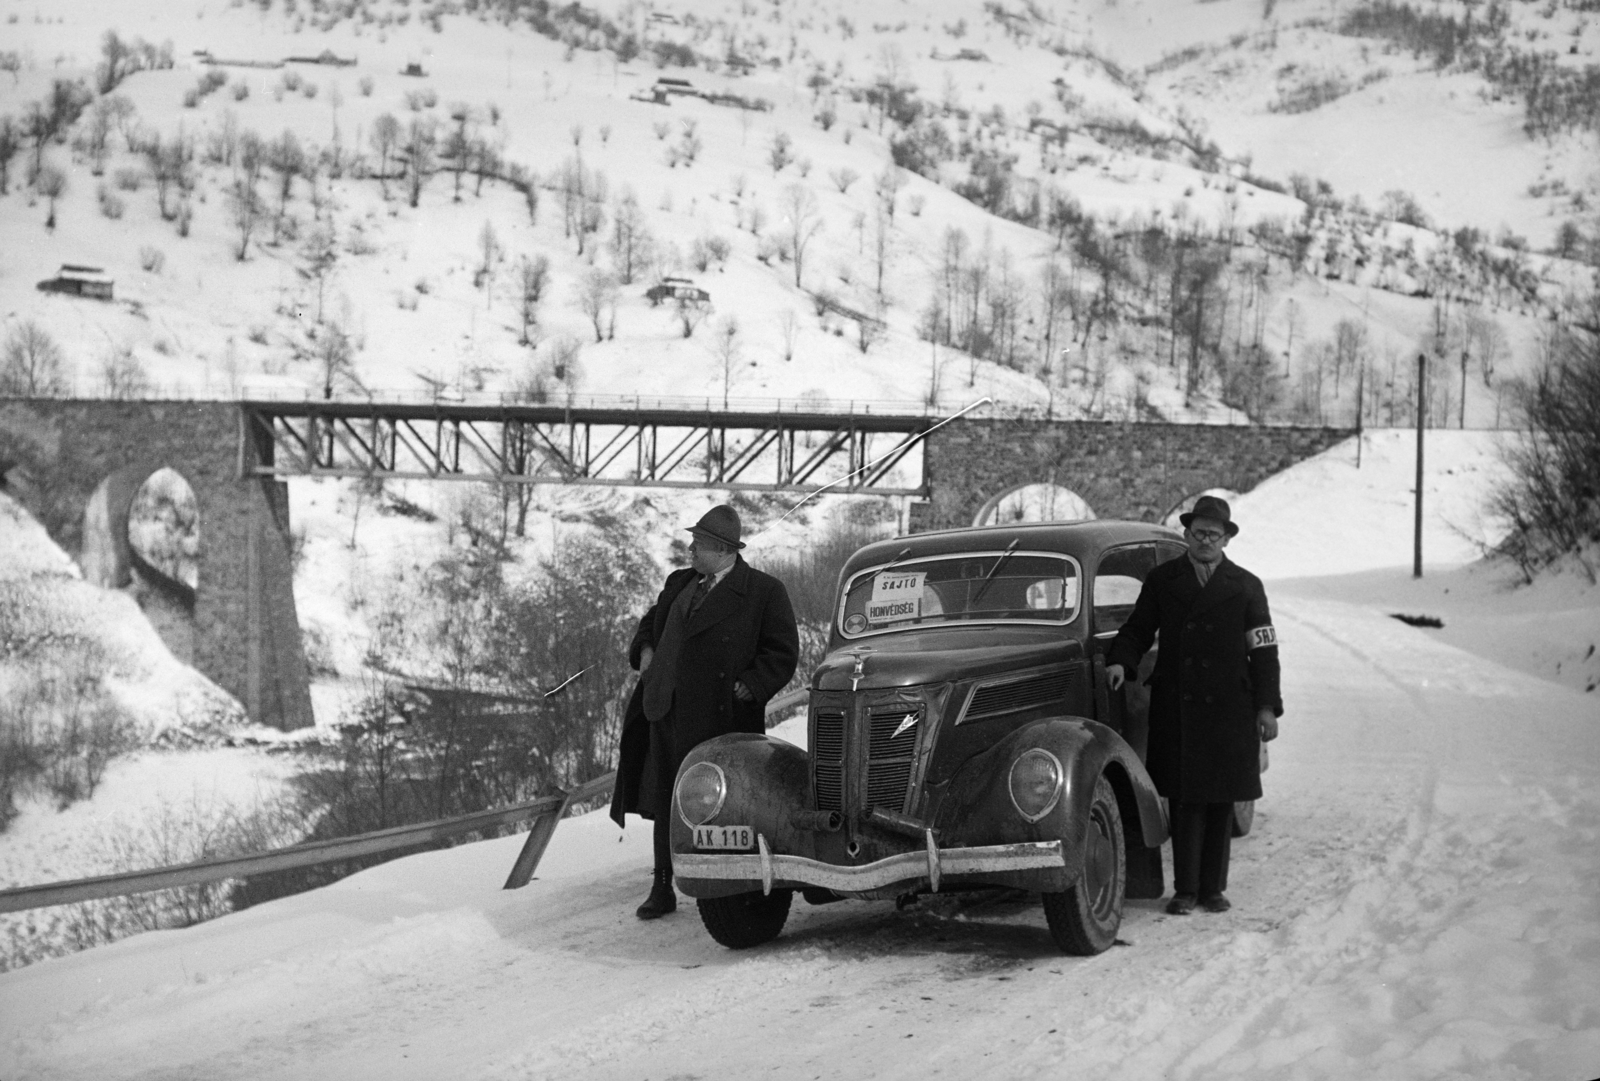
xmin=38 ymin=264 xmax=114 ymax=300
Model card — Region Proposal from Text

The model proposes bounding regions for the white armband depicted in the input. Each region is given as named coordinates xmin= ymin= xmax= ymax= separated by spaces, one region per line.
xmin=1246 ymin=625 xmax=1277 ymax=650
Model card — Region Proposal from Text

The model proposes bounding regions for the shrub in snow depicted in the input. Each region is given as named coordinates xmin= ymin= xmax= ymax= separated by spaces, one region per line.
xmin=97 ymin=185 xmax=125 ymax=219
xmin=768 ymin=130 xmax=793 ymax=173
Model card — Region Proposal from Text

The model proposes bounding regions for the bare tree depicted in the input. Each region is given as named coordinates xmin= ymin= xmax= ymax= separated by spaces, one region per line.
xmin=516 ymin=254 xmax=550 ymax=346
xmin=81 ymin=97 xmax=115 ymax=175
xmin=476 ymin=220 xmax=501 ymax=304
xmin=1 ymin=321 xmax=69 ymax=396
xmin=443 ymin=107 xmax=474 ymax=202
xmin=36 ymin=163 xmax=66 ymax=230
xmin=609 ymin=190 xmax=653 ymax=284
xmin=874 ymin=165 xmax=907 ymax=224
xmin=266 ymin=129 xmax=305 ymax=241
xmin=576 ymin=267 xmax=619 ymax=343
xmin=314 ymin=318 xmax=357 ymax=399
xmin=369 ymin=113 xmax=400 ymax=197
xmin=768 ymin=130 xmax=793 ymax=174
xmin=403 ymin=117 xmax=437 ymax=209
xmin=99 ymin=344 xmax=150 ymax=399
xmin=0 ymin=116 xmax=18 ymax=194
xmin=781 ymin=183 xmax=824 ymax=289
xmin=228 ymin=176 xmax=263 ymax=260
xmin=777 ymin=309 xmax=799 ymax=362
xmin=709 ymin=315 xmax=741 ymax=408
xmin=829 ymin=166 xmax=859 ymax=194
xmin=870 ymin=198 xmax=894 ymax=303
xmin=470 ymin=135 xmax=501 ymax=196
xmin=300 ymin=225 xmax=339 ymax=323
xmin=674 ymin=295 xmax=708 ymax=339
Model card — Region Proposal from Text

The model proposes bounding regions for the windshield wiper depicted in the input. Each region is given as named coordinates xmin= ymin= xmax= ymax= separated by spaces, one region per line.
xmin=877 ymin=546 xmax=913 ymax=575
xmin=969 ymin=539 xmax=1019 ymax=609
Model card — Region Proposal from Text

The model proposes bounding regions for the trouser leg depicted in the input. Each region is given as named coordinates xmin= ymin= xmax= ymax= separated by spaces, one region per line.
xmin=1198 ymin=802 xmax=1233 ymax=897
xmin=652 ymin=812 xmax=672 ymax=873
xmin=1170 ymin=801 xmax=1205 ymax=895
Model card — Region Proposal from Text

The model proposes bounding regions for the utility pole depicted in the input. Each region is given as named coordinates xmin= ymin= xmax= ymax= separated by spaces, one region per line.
xmin=1414 ymin=352 xmax=1426 ymax=579
xmin=1356 ymin=355 xmax=1365 ymax=469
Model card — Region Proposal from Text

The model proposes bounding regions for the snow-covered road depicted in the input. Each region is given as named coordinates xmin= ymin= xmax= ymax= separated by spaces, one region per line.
xmin=3 ymin=580 xmax=1597 ymax=1081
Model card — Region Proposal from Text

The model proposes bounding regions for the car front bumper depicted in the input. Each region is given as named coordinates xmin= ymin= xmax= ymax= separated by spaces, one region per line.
xmin=674 ymin=835 xmax=1067 ymax=896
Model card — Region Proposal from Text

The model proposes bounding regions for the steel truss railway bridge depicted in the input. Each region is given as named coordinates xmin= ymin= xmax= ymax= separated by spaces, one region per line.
xmin=243 ymin=400 xmax=935 ymax=496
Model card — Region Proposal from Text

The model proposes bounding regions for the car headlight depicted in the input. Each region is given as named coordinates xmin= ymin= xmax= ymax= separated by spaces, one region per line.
xmin=675 ymin=761 xmax=727 ymax=826
xmin=1008 ymin=749 xmax=1064 ymax=822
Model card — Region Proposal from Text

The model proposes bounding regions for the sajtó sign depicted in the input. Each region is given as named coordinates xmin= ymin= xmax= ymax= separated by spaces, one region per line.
xmin=868 ymin=571 xmax=925 ymax=624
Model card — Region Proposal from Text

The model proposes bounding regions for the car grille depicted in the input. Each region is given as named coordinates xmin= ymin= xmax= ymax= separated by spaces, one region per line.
xmin=865 ymin=705 xmax=920 ymax=813
xmin=813 ymin=709 xmax=845 ymax=811
xmin=963 ymin=669 xmax=1075 ymax=722
xmin=810 ymin=702 xmax=921 ymax=814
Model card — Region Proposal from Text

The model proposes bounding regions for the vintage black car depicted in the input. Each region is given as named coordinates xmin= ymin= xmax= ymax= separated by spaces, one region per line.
xmin=672 ymin=520 xmax=1209 ymax=954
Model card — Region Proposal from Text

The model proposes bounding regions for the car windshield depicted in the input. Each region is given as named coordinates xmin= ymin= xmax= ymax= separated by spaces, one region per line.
xmin=837 ymin=551 xmax=1081 ymax=638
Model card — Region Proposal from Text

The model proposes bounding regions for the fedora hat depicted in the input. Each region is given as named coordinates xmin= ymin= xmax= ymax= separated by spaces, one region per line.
xmin=1179 ymin=494 xmax=1239 ymax=537
xmin=686 ymin=504 xmax=745 ymax=549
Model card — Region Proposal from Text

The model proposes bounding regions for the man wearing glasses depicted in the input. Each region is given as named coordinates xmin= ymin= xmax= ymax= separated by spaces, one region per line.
xmin=1104 ymin=495 xmax=1282 ymax=916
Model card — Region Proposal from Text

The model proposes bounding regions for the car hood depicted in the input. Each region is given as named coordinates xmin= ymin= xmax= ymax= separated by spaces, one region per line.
xmin=813 ymin=625 xmax=1082 ymax=691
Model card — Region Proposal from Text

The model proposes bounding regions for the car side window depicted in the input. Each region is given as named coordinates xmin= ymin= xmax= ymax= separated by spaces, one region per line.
xmin=1156 ymin=541 xmax=1187 ymax=565
xmin=1093 ymin=544 xmax=1157 ymax=636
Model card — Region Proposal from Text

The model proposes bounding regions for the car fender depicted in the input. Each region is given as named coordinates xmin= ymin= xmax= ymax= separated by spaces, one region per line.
xmin=670 ymin=733 xmax=813 ymax=898
xmin=935 ymin=716 xmax=1167 ymax=891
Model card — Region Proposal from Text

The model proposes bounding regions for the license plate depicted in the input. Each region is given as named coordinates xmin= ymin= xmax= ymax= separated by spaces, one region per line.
xmin=693 ymin=824 xmax=754 ymax=850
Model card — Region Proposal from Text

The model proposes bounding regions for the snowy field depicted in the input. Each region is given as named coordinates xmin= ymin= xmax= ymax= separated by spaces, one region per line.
xmin=2 ymin=431 xmax=1597 ymax=1081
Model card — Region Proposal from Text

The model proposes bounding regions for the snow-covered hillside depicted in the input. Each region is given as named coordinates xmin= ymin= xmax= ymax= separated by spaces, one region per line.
xmin=1 ymin=428 xmax=1597 ymax=1079
xmin=1 ymin=0 xmax=1595 ymax=427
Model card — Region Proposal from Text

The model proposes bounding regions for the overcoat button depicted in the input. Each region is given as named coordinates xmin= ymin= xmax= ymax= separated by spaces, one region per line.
xmin=1201 ymin=660 xmax=1210 ymax=668
xmin=1186 ymin=622 xmax=1195 ymax=629
xmin=1205 ymin=624 xmax=1213 ymax=631
xmin=1205 ymin=695 xmax=1214 ymax=703
xmin=1183 ymin=693 xmax=1193 ymax=701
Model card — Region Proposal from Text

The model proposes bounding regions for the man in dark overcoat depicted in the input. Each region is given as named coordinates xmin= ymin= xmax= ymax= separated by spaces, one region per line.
xmin=608 ymin=504 xmax=799 ymax=919
xmin=1105 ymin=495 xmax=1281 ymax=915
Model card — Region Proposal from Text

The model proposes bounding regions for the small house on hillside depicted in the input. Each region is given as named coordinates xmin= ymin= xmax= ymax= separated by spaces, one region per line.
xmin=38 ymin=264 xmax=113 ymax=300
xmin=655 ymin=76 xmax=699 ymax=97
xmin=401 ymin=61 xmax=426 ymax=77
xmin=289 ymin=48 xmax=357 ymax=66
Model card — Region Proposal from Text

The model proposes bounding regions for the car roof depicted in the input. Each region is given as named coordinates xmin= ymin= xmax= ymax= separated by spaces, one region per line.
xmin=840 ymin=519 xmax=1183 ymax=577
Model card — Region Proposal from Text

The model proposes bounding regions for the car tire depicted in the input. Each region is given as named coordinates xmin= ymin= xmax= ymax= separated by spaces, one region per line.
xmin=697 ymin=889 xmax=793 ymax=949
xmin=1041 ymin=775 xmax=1125 ymax=956
xmin=1231 ymin=800 xmax=1255 ymax=838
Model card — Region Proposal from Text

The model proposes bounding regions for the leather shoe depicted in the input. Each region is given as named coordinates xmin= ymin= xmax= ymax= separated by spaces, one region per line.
xmin=1200 ymin=893 xmax=1231 ymax=913
xmin=1165 ymin=893 xmax=1197 ymax=915
xmin=636 ymin=868 xmax=676 ymax=920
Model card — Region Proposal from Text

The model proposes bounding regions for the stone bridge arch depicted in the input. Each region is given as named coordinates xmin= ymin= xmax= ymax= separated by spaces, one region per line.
xmin=922 ymin=419 xmax=1350 ymax=533
xmin=0 ymin=400 xmax=311 ymax=730
xmin=84 ymin=464 xmax=201 ymax=664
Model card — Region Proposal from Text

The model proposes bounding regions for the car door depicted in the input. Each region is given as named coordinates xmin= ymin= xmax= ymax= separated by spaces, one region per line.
xmin=1089 ymin=543 xmax=1159 ymax=759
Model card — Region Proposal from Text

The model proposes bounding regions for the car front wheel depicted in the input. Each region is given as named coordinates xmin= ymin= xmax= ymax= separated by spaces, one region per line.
xmin=1042 ymin=774 xmax=1125 ymax=955
xmin=697 ymin=889 xmax=793 ymax=949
